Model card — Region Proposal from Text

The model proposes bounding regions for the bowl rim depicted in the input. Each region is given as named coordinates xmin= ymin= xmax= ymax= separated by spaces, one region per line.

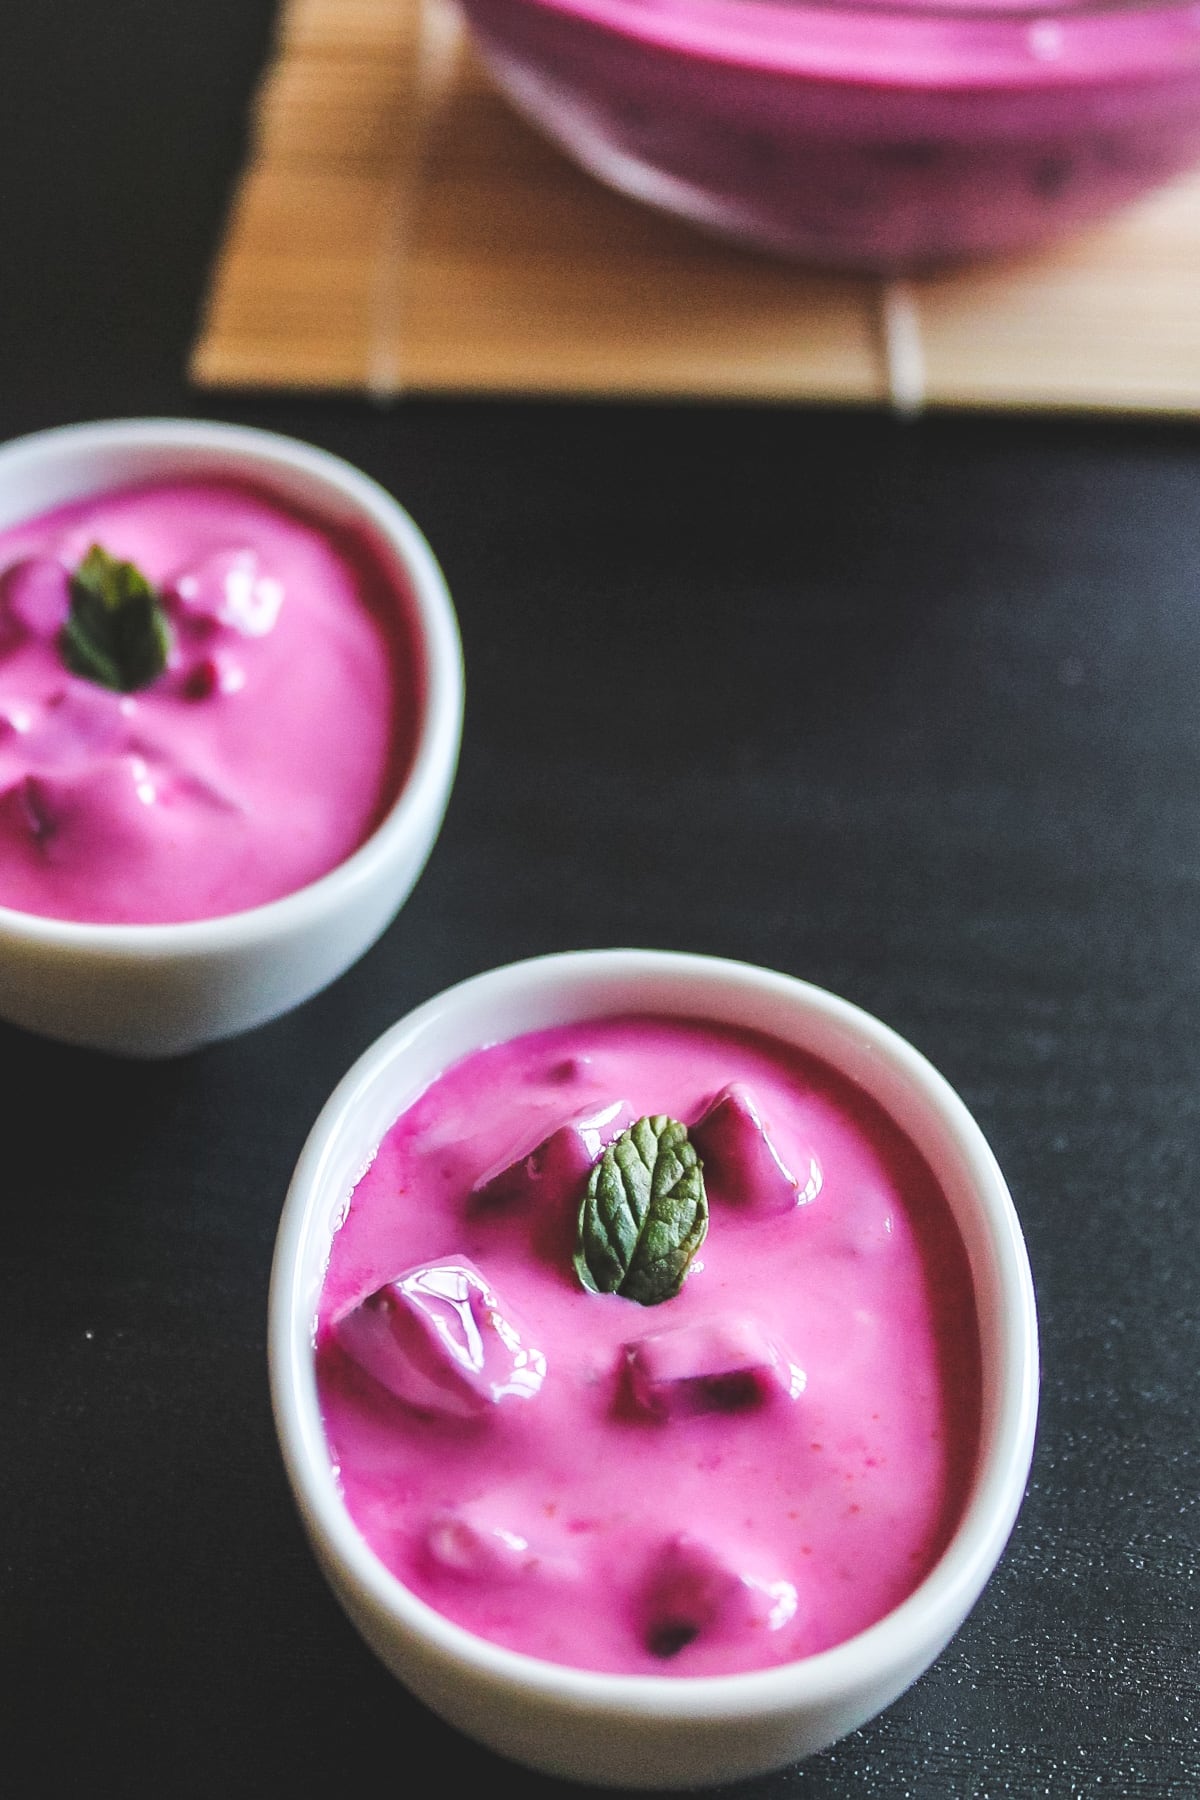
xmin=270 ymin=946 xmax=1039 ymax=1719
xmin=464 ymin=0 xmax=1200 ymax=85
xmin=0 ymin=416 xmax=464 ymax=952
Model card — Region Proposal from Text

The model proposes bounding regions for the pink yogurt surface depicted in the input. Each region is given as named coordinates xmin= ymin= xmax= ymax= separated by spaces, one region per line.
xmin=316 ymin=1014 xmax=982 ymax=1676
xmin=461 ymin=0 xmax=1200 ymax=266
xmin=0 ymin=479 xmax=420 ymax=924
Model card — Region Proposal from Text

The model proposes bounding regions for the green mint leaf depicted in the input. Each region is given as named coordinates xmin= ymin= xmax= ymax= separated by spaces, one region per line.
xmin=61 ymin=544 xmax=171 ymax=692
xmin=574 ymin=1114 xmax=708 ymax=1306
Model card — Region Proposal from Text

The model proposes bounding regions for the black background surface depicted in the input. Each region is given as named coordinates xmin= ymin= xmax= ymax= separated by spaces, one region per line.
xmin=2 ymin=3 xmax=1198 ymax=1795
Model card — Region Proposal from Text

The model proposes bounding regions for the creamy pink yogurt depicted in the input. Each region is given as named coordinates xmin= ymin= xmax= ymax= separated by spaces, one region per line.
xmin=0 ymin=479 xmax=420 ymax=923
xmin=316 ymin=1014 xmax=981 ymax=1676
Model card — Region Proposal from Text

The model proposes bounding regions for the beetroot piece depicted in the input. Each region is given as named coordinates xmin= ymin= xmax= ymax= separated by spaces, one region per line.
xmin=425 ymin=1506 xmax=538 ymax=1581
xmin=623 ymin=1314 xmax=804 ymax=1419
xmin=178 ymin=648 xmax=246 ymax=700
xmin=167 ymin=546 xmax=284 ymax=638
xmin=30 ymin=684 xmax=125 ymax=760
xmin=0 ymin=557 xmax=71 ymax=642
xmin=640 ymin=1533 xmax=798 ymax=1659
xmin=470 ymin=1098 xmax=633 ymax=1210
xmin=334 ymin=1258 xmax=547 ymax=1419
xmin=692 ymin=1082 xmax=821 ymax=1214
xmin=1 ymin=757 xmax=161 ymax=858
xmin=424 ymin=1499 xmax=579 ymax=1586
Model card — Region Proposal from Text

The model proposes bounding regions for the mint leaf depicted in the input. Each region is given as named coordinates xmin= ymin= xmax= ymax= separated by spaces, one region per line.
xmin=574 ymin=1115 xmax=708 ymax=1306
xmin=61 ymin=544 xmax=171 ymax=692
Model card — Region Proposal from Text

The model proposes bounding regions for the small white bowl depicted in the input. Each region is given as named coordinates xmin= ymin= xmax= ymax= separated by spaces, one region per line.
xmin=0 ymin=418 xmax=463 ymax=1057
xmin=270 ymin=949 xmax=1039 ymax=1789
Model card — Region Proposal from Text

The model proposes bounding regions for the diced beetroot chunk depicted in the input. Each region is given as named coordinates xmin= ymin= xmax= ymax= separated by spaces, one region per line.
xmin=549 ymin=1055 xmax=592 ymax=1082
xmin=640 ymin=1534 xmax=799 ymax=1658
xmin=647 ymin=1620 xmax=699 ymax=1659
xmin=470 ymin=1099 xmax=632 ymax=1210
xmin=0 ymin=557 xmax=71 ymax=641
xmin=334 ymin=1257 xmax=546 ymax=1419
xmin=644 ymin=1536 xmax=738 ymax=1638
xmin=181 ymin=660 xmax=218 ymax=701
xmin=425 ymin=1508 xmax=534 ymax=1581
xmin=0 ymin=757 xmax=160 ymax=860
xmin=692 ymin=1083 xmax=822 ymax=1213
xmin=37 ymin=685 xmax=125 ymax=758
xmin=167 ymin=547 xmax=283 ymax=638
xmin=0 ymin=774 xmax=55 ymax=845
xmin=425 ymin=1500 xmax=580 ymax=1585
xmin=180 ymin=650 xmax=245 ymax=700
xmin=695 ymin=1371 xmax=762 ymax=1412
xmin=624 ymin=1315 xmax=802 ymax=1418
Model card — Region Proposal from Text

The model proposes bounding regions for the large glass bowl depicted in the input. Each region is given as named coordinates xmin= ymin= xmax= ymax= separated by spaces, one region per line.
xmin=456 ymin=0 xmax=1200 ymax=269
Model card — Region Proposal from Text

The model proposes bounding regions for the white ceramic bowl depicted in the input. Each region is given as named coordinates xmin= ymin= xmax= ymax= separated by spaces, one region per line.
xmin=0 ymin=418 xmax=463 ymax=1057
xmin=270 ymin=948 xmax=1039 ymax=1789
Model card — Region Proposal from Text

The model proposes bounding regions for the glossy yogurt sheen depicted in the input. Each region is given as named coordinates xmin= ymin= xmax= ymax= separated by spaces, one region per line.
xmin=316 ymin=1014 xmax=982 ymax=1677
xmin=0 ymin=479 xmax=421 ymax=924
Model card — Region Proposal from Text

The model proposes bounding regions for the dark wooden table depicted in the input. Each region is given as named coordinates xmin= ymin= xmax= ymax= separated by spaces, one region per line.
xmin=2 ymin=3 xmax=1197 ymax=1795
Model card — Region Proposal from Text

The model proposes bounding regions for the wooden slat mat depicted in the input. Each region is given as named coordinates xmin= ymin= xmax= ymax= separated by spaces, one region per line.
xmin=190 ymin=0 xmax=1200 ymax=414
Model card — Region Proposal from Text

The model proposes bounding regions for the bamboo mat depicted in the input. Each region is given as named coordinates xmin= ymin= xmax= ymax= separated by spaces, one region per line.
xmin=190 ymin=0 xmax=1200 ymax=414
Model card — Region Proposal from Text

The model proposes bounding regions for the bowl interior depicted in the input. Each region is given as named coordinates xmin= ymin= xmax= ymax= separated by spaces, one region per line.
xmin=272 ymin=949 xmax=1039 ymax=1714
xmin=0 ymin=419 xmax=464 ymax=949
